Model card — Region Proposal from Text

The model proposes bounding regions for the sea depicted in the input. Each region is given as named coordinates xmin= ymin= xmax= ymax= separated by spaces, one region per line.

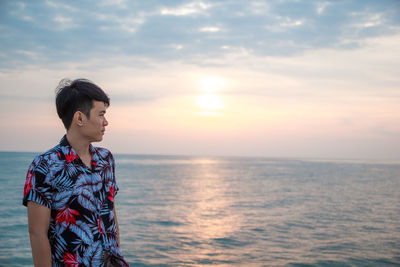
xmin=0 ymin=151 xmax=399 ymax=267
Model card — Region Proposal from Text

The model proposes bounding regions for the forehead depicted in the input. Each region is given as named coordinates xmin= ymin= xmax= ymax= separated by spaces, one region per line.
xmin=91 ymin=100 xmax=108 ymax=112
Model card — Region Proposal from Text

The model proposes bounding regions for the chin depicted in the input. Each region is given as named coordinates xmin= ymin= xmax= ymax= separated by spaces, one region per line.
xmin=91 ymin=136 xmax=103 ymax=143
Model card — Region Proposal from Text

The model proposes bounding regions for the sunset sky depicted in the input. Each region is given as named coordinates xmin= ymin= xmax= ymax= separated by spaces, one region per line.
xmin=0 ymin=0 xmax=399 ymax=160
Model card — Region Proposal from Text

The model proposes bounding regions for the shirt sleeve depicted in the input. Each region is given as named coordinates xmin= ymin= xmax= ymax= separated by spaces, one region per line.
xmin=22 ymin=155 xmax=53 ymax=209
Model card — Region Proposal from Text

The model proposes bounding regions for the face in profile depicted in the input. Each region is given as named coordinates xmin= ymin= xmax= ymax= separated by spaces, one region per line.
xmin=81 ymin=100 xmax=109 ymax=142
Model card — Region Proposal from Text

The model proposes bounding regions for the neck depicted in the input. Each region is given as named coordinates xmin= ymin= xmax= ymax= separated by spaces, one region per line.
xmin=66 ymin=131 xmax=91 ymax=158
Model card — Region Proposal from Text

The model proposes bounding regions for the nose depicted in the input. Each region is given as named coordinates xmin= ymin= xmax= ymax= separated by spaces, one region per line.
xmin=103 ymin=117 xmax=108 ymax=126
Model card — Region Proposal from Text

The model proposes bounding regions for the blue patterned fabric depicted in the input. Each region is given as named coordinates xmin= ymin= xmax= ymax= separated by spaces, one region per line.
xmin=23 ymin=135 xmax=129 ymax=266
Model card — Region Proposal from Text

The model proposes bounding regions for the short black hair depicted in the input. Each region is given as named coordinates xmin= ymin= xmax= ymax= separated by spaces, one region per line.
xmin=55 ymin=78 xmax=110 ymax=129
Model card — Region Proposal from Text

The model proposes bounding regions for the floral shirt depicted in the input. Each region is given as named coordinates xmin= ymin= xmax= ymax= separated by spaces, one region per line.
xmin=23 ymin=135 xmax=129 ymax=267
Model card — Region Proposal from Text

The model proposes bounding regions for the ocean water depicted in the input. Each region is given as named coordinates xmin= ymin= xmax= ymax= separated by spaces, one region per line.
xmin=0 ymin=152 xmax=399 ymax=267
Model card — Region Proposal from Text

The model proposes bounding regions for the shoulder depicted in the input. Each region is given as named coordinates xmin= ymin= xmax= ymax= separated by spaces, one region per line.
xmin=29 ymin=144 xmax=63 ymax=171
xmin=93 ymin=146 xmax=114 ymax=162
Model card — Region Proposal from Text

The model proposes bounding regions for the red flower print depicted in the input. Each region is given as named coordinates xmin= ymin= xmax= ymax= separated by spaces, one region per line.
xmin=98 ymin=218 xmax=104 ymax=234
xmin=65 ymin=151 xmax=79 ymax=163
xmin=92 ymin=160 xmax=97 ymax=168
xmin=63 ymin=252 xmax=79 ymax=267
xmin=57 ymin=152 xmax=61 ymax=159
xmin=108 ymin=186 xmax=114 ymax=202
xmin=56 ymin=207 xmax=80 ymax=226
xmin=23 ymin=167 xmax=33 ymax=198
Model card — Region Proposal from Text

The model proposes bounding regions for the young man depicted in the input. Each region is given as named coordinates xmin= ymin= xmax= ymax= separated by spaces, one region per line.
xmin=23 ymin=79 xmax=129 ymax=266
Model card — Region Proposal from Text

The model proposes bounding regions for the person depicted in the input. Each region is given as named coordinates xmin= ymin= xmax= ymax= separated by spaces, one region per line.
xmin=22 ymin=78 xmax=129 ymax=266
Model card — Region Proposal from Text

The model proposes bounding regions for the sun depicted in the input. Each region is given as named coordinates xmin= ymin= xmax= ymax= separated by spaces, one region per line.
xmin=196 ymin=94 xmax=224 ymax=110
xmin=196 ymin=77 xmax=225 ymax=116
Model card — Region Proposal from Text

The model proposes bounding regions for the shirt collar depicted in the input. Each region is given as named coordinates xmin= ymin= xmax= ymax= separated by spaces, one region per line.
xmin=59 ymin=135 xmax=101 ymax=170
xmin=59 ymin=135 xmax=78 ymax=162
xmin=59 ymin=135 xmax=97 ymax=152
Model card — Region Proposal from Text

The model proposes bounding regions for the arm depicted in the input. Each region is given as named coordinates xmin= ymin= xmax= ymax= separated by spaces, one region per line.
xmin=113 ymin=205 xmax=120 ymax=247
xmin=27 ymin=201 xmax=52 ymax=267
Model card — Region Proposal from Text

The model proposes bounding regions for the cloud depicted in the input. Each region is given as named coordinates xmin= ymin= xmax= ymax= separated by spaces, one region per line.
xmin=160 ymin=1 xmax=212 ymax=16
xmin=199 ymin=26 xmax=221 ymax=32
xmin=316 ymin=2 xmax=330 ymax=15
xmin=44 ymin=0 xmax=77 ymax=11
xmin=0 ymin=0 xmax=399 ymax=69
xmin=52 ymin=15 xmax=77 ymax=30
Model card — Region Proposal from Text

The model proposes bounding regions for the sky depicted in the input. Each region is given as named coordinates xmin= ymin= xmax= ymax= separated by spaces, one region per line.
xmin=0 ymin=0 xmax=399 ymax=160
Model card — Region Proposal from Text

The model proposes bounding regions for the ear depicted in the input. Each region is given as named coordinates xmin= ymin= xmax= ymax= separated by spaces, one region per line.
xmin=73 ymin=111 xmax=86 ymax=127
